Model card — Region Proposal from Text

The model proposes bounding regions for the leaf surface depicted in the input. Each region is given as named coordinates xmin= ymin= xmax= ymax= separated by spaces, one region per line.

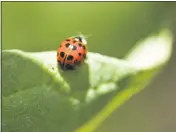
xmin=2 ymin=29 xmax=173 ymax=132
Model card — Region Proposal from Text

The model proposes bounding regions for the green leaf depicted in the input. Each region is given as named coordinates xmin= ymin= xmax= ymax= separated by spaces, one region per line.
xmin=2 ymin=29 xmax=173 ymax=132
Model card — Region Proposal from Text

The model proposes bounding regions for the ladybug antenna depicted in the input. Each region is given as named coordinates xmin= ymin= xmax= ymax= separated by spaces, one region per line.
xmin=77 ymin=32 xmax=92 ymax=39
xmin=84 ymin=34 xmax=92 ymax=39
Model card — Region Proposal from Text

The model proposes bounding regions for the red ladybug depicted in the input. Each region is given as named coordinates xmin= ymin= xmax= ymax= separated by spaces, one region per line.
xmin=57 ymin=35 xmax=88 ymax=70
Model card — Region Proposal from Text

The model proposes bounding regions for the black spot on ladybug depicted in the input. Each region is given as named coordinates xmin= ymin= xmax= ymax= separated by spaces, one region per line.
xmin=65 ymin=64 xmax=74 ymax=69
xmin=66 ymin=39 xmax=70 ymax=41
xmin=83 ymin=54 xmax=86 ymax=59
xmin=73 ymin=40 xmax=77 ymax=43
xmin=74 ymin=60 xmax=77 ymax=63
xmin=72 ymin=45 xmax=77 ymax=50
xmin=78 ymin=43 xmax=82 ymax=47
xmin=65 ymin=43 xmax=70 ymax=48
xmin=74 ymin=60 xmax=80 ymax=65
xmin=75 ymin=37 xmax=82 ymax=42
xmin=60 ymin=52 xmax=65 ymax=58
xmin=67 ymin=55 xmax=73 ymax=60
xmin=82 ymin=45 xmax=86 ymax=50
xmin=78 ymin=53 xmax=82 ymax=56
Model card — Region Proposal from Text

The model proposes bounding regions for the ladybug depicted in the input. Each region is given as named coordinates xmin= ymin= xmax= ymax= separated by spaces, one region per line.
xmin=57 ymin=35 xmax=88 ymax=70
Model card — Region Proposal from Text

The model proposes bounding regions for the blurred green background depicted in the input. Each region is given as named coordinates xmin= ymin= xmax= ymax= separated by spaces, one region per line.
xmin=2 ymin=2 xmax=176 ymax=132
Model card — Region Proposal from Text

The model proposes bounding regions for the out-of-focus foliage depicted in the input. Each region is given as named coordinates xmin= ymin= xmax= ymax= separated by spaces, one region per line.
xmin=2 ymin=2 xmax=175 ymax=57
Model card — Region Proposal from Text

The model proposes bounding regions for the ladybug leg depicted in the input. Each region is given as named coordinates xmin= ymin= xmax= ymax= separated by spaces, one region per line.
xmin=64 ymin=64 xmax=75 ymax=70
xmin=72 ymin=66 xmax=77 ymax=70
xmin=57 ymin=60 xmax=64 ymax=69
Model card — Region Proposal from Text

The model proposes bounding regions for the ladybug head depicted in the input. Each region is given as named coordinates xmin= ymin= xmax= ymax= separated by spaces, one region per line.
xmin=73 ymin=33 xmax=92 ymax=45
